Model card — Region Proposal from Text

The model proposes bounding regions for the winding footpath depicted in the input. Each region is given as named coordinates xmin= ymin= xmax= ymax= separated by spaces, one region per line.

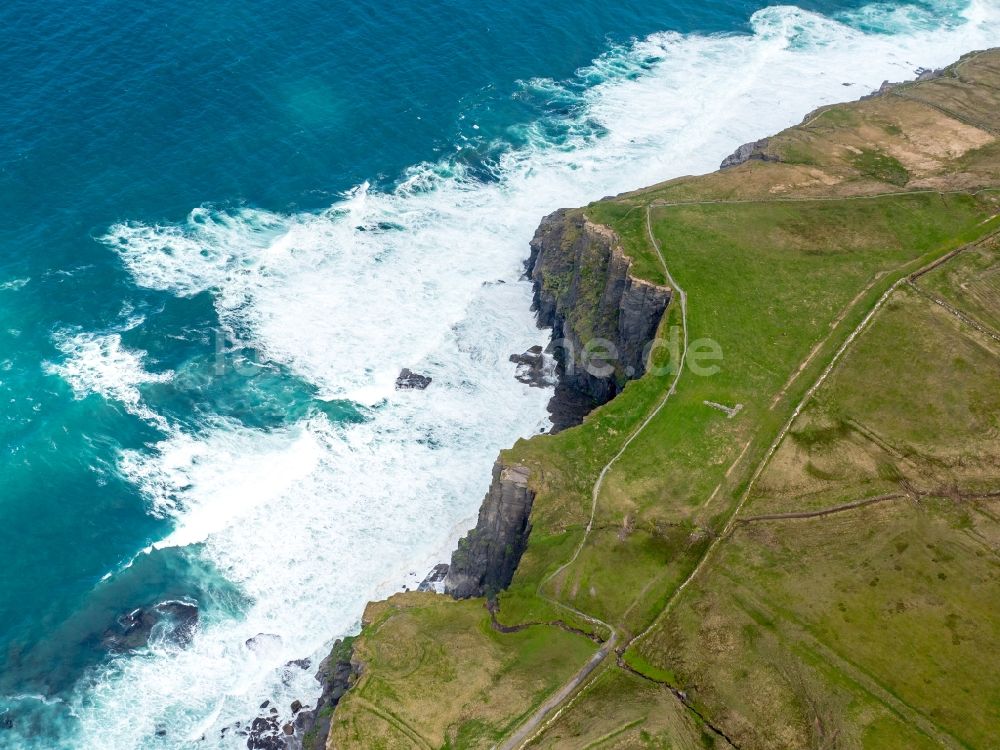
xmin=497 ymin=205 xmax=688 ymax=750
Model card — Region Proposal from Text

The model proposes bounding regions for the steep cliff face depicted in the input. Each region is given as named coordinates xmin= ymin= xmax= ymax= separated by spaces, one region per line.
xmin=444 ymin=462 xmax=534 ymax=599
xmin=444 ymin=210 xmax=673 ymax=600
xmin=527 ymin=209 xmax=671 ymax=404
xmin=291 ymin=638 xmax=357 ymax=750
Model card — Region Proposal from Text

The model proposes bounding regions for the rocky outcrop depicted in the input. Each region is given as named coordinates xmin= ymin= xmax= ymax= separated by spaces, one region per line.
xmin=232 ymin=639 xmax=358 ymax=750
xmin=527 ymin=209 xmax=671 ymax=407
xmin=395 ymin=368 xmax=432 ymax=390
xmin=862 ymin=66 xmax=945 ymax=100
xmin=720 ymin=137 xmax=775 ymax=169
xmin=509 ymin=345 xmax=551 ymax=387
xmin=444 ymin=462 xmax=535 ymax=599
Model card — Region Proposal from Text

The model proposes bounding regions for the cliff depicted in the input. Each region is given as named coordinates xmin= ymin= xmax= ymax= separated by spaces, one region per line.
xmin=444 ymin=210 xmax=672 ymax=599
xmin=443 ymin=462 xmax=534 ymax=598
xmin=527 ymin=209 xmax=671 ymax=404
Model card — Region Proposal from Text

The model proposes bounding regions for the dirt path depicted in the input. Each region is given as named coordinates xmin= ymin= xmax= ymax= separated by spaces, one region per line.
xmin=499 ymin=633 xmax=618 ymax=750
xmin=738 ymin=492 xmax=907 ymax=522
xmin=741 ymin=488 xmax=1000 ymax=524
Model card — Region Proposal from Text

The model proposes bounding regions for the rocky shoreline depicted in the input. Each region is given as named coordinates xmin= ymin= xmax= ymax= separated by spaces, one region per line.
xmin=264 ymin=205 xmax=674 ymax=749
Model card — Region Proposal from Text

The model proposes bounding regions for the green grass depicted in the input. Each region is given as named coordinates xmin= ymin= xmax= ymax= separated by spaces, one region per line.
xmin=919 ymin=226 xmax=1000 ymax=335
xmin=584 ymin=201 xmax=666 ymax=285
xmin=330 ymin=593 xmax=597 ymax=749
xmin=526 ymin=193 xmax=997 ymax=629
xmin=630 ymin=284 xmax=1000 ymax=748
xmin=850 ymin=148 xmax=910 ymax=186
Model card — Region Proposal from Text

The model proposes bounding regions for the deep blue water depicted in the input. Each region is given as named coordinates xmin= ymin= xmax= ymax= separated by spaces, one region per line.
xmin=0 ymin=0 xmax=994 ymax=747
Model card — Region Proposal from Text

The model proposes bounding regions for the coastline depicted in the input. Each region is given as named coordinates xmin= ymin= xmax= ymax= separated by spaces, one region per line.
xmin=254 ymin=194 xmax=675 ymax=750
xmin=289 ymin=47 xmax=1000 ymax=749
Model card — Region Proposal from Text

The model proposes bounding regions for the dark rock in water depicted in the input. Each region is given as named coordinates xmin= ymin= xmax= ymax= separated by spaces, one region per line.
xmin=285 ymin=658 xmax=311 ymax=671
xmin=259 ymin=700 xmax=270 ymax=710
xmin=1 ymin=716 xmax=13 ymax=730
xmin=246 ymin=713 xmax=285 ymax=750
xmin=418 ymin=563 xmax=449 ymax=591
xmin=156 ymin=601 xmax=199 ymax=646
xmin=101 ymin=607 xmax=154 ymax=652
xmin=720 ymin=138 xmax=776 ymax=169
xmin=445 ymin=462 xmax=534 ymax=599
xmin=101 ymin=600 xmax=198 ymax=653
xmin=246 ymin=633 xmax=282 ymax=652
xmin=282 ymin=723 xmax=294 ymax=736
xmin=509 ymin=345 xmax=552 ymax=388
xmin=251 ymin=718 xmax=274 ymax=733
xmin=395 ymin=368 xmax=432 ymax=390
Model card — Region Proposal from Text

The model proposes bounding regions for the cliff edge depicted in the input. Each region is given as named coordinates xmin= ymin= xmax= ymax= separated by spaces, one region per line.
xmin=528 ymin=209 xmax=671 ymax=404
xmin=444 ymin=210 xmax=672 ymax=599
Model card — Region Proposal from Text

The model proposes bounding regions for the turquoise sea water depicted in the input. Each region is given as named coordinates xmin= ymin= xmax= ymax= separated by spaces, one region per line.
xmin=1 ymin=1 xmax=997 ymax=747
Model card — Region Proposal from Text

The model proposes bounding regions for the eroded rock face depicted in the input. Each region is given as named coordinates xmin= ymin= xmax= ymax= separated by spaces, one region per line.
xmin=417 ymin=563 xmax=450 ymax=592
xmin=719 ymin=137 xmax=774 ymax=169
xmin=444 ymin=462 xmax=535 ymax=599
xmin=526 ymin=209 xmax=671 ymax=407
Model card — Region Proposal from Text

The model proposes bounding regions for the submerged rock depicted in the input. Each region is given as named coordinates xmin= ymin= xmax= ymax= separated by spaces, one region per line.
xmin=101 ymin=600 xmax=198 ymax=653
xmin=246 ymin=633 xmax=282 ymax=652
xmin=395 ymin=368 xmax=432 ymax=390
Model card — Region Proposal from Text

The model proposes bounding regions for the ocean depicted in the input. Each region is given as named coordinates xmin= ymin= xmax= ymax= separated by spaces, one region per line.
xmin=0 ymin=0 xmax=997 ymax=747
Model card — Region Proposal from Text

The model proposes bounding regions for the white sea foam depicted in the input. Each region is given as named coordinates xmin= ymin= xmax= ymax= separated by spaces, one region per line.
xmin=57 ymin=2 xmax=1000 ymax=748
xmin=45 ymin=330 xmax=173 ymax=430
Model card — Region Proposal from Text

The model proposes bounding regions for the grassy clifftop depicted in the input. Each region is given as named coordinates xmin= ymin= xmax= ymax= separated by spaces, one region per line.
xmin=323 ymin=50 xmax=1000 ymax=749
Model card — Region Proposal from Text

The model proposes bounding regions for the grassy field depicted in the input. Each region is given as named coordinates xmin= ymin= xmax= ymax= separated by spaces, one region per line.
xmin=328 ymin=593 xmax=597 ymax=749
xmin=326 ymin=50 xmax=1000 ymax=750
xmin=630 ymin=280 xmax=1000 ymax=749
xmin=507 ymin=193 xmax=999 ymax=638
